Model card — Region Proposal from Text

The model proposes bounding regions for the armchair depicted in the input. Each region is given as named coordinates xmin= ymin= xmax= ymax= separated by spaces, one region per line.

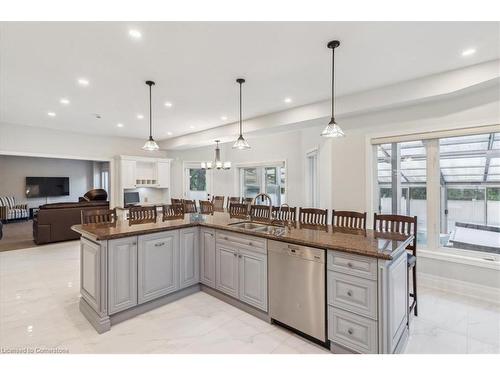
xmin=0 ymin=196 xmax=29 ymax=222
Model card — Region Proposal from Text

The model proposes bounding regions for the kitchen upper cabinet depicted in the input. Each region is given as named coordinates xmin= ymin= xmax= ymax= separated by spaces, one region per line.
xmin=138 ymin=231 xmax=180 ymax=304
xmin=200 ymin=228 xmax=216 ymax=288
xmin=215 ymin=244 xmax=239 ymax=298
xmin=156 ymin=160 xmax=171 ymax=188
xmin=179 ymin=227 xmax=199 ymax=289
xmin=120 ymin=160 xmax=137 ymax=189
xmin=238 ymin=248 xmax=268 ymax=311
xmin=108 ymin=237 xmax=138 ymax=314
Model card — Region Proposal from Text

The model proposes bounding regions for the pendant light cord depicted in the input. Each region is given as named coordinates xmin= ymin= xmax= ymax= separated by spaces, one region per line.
xmin=149 ymin=84 xmax=153 ymax=139
xmin=239 ymin=81 xmax=242 ymax=135
xmin=331 ymin=46 xmax=335 ymax=120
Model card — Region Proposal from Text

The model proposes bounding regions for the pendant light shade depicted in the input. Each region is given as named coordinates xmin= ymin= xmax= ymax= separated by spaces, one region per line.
xmin=321 ymin=40 xmax=345 ymax=138
xmin=142 ymin=80 xmax=160 ymax=151
xmin=233 ymin=78 xmax=251 ymax=150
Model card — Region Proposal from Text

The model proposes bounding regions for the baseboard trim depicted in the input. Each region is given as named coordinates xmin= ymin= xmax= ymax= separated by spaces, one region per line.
xmin=200 ymin=285 xmax=270 ymax=323
xmin=419 ymin=272 xmax=500 ymax=305
xmin=110 ymin=284 xmax=201 ymax=327
xmin=79 ymin=298 xmax=111 ymax=334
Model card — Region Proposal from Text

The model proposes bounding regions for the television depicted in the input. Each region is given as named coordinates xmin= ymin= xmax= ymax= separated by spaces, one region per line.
xmin=26 ymin=177 xmax=70 ymax=198
xmin=124 ymin=192 xmax=140 ymax=206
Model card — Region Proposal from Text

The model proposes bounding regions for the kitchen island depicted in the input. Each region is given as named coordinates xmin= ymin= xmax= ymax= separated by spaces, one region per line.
xmin=72 ymin=212 xmax=412 ymax=354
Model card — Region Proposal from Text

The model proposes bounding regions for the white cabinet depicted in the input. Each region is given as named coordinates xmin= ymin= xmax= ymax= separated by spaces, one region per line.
xmin=180 ymin=227 xmax=199 ymax=288
xmin=238 ymin=248 xmax=268 ymax=311
xmin=215 ymin=230 xmax=268 ymax=311
xmin=120 ymin=160 xmax=137 ymax=189
xmin=215 ymin=243 xmax=239 ymax=298
xmin=200 ymin=228 xmax=216 ymax=288
xmin=108 ymin=237 xmax=138 ymax=314
xmin=138 ymin=231 xmax=180 ymax=304
xmin=156 ymin=160 xmax=171 ymax=188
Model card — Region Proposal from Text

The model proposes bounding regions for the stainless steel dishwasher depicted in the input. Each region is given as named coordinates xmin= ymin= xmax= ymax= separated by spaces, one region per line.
xmin=268 ymin=240 xmax=326 ymax=342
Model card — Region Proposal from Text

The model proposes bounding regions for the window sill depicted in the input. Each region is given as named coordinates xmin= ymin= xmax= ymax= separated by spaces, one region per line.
xmin=419 ymin=248 xmax=500 ymax=271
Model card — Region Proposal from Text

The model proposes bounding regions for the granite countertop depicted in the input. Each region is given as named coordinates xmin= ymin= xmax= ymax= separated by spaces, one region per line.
xmin=72 ymin=212 xmax=412 ymax=260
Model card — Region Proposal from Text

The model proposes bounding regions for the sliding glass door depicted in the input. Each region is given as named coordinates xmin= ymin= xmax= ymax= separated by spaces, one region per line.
xmin=240 ymin=164 xmax=286 ymax=206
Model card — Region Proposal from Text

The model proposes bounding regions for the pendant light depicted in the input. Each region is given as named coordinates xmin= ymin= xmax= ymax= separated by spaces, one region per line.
xmin=201 ymin=141 xmax=231 ymax=170
xmin=232 ymin=78 xmax=251 ymax=150
xmin=321 ymin=40 xmax=345 ymax=138
xmin=142 ymin=80 xmax=160 ymax=151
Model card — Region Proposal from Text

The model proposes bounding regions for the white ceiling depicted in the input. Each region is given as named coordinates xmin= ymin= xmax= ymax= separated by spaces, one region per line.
xmin=1 ymin=22 xmax=498 ymax=140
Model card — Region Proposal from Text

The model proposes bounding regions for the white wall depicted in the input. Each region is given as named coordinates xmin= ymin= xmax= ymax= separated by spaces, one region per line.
xmin=0 ymin=155 xmax=95 ymax=207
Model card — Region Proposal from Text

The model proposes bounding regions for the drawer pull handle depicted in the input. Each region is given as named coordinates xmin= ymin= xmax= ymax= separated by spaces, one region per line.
xmin=347 ymin=290 xmax=353 ymax=297
xmin=155 ymin=242 xmax=165 ymax=247
xmin=347 ymin=262 xmax=354 ymax=268
xmin=248 ymin=242 xmax=253 ymax=246
xmin=347 ymin=328 xmax=354 ymax=335
xmin=238 ymin=254 xmax=242 ymax=258
xmin=233 ymin=253 xmax=237 ymax=257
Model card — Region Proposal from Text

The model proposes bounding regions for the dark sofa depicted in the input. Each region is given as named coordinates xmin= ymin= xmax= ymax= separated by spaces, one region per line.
xmin=33 ymin=200 xmax=109 ymax=245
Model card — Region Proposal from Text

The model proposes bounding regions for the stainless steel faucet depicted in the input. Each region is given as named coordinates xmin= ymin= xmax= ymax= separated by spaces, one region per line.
xmin=276 ymin=203 xmax=293 ymax=231
xmin=251 ymin=193 xmax=272 ymax=221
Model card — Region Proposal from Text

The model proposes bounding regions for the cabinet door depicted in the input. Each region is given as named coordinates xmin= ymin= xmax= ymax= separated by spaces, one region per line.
xmin=386 ymin=252 xmax=408 ymax=353
xmin=138 ymin=231 xmax=180 ymax=304
xmin=156 ymin=161 xmax=171 ymax=188
xmin=108 ymin=237 xmax=138 ymax=314
xmin=239 ymin=248 xmax=268 ymax=311
xmin=215 ymin=244 xmax=239 ymax=298
xmin=180 ymin=227 xmax=199 ymax=289
xmin=200 ymin=228 xmax=216 ymax=288
xmin=121 ymin=160 xmax=136 ymax=189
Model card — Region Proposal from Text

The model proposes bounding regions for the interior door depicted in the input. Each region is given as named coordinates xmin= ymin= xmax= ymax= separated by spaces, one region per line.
xmin=184 ymin=165 xmax=211 ymax=201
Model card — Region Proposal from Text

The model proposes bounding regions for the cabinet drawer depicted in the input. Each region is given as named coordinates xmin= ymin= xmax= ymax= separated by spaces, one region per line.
xmin=327 ymin=250 xmax=377 ymax=280
xmin=216 ymin=230 xmax=267 ymax=254
xmin=327 ymin=271 xmax=377 ymax=319
xmin=328 ymin=306 xmax=378 ymax=354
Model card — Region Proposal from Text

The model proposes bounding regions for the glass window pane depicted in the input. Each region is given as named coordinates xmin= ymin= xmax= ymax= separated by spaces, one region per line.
xmin=487 ymin=188 xmax=500 ymax=226
xmin=441 ymin=167 xmax=485 ymax=176
xmin=189 ymin=169 xmax=206 ymax=191
xmin=440 ymin=142 xmax=489 ymax=153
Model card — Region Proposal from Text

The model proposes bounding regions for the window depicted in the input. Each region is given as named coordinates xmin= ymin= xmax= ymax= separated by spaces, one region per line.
xmin=439 ymin=133 xmax=500 ymax=254
xmin=101 ymin=170 xmax=109 ymax=193
xmin=376 ymin=141 xmax=427 ymax=245
xmin=374 ymin=130 xmax=500 ymax=256
xmin=306 ymin=151 xmax=319 ymax=207
xmin=240 ymin=163 xmax=286 ymax=205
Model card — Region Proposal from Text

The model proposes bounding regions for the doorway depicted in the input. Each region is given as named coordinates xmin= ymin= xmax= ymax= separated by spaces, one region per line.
xmin=183 ymin=163 xmax=212 ymax=201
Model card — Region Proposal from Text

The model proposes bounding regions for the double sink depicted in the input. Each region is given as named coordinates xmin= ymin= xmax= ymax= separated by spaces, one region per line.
xmin=228 ymin=221 xmax=286 ymax=236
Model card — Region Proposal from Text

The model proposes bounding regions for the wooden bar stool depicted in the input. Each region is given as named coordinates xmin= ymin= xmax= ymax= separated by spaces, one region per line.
xmin=227 ymin=197 xmax=240 ymax=208
xmin=128 ymin=206 xmax=157 ymax=224
xmin=374 ymin=213 xmax=418 ymax=317
xmin=211 ymin=196 xmax=225 ymax=212
xmin=162 ymin=204 xmax=184 ymax=221
xmin=250 ymin=205 xmax=272 ymax=222
xmin=171 ymin=198 xmax=183 ymax=205
xmin=272 ymin=206 xmax=297 ymax=222
xmin=199 ymin=200 xmax=214 ymax=215
xmin=298 ymin=207 xmax=328 ymax=228
xmin=81 ymin=208 xmax=117 ymax=224
xmin=229 ymin=203 xmax=248 ymax=219
xmin=183 ymin=199 xmax=197 ymax=214
xmin=332 ymin=210 xmax=367 ymax=230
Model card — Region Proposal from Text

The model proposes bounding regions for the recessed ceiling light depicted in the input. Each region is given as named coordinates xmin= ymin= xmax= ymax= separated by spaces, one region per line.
xmin=117 ymin=123 xmax=124 ymax=128
xmin=284 ymin=97 xmax=292 ymax=103
xmin=167 ymin=131 xmax=173 ymax=136
xmin=59 ymin=98 xmax=70 ymax=105
xmin=461 ymin=48 xmax=476 ymax=57
xmin=221 ymin=116 xmax=228 ymax=121
xmin=189 ymin=125 xmax=195 ymax=129
xmin=47 ymin=111 xmax=56 ymax=117
xmin=77 ymin=78 xmax=89 ymax=86
xmin=164 ymin=102 xmax=173 ymax=108
xmin=136 ymin=114 xmax=144 ymax=119
xmin=128 ymin=29 xmax=142 ymax=39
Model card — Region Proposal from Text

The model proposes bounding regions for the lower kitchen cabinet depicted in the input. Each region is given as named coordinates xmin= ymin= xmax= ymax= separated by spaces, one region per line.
xmin=215 ymin=230 xmax=268 ymax=311
xmin=108 ymin=236 xmax=138 ymax=314
xmin=200 ymin=228 xmax=216 ymax=288
xmin=138 ymin=231 xmax=180 ymax=304
xmin=238 ymin=248 xmax=268 ymax=311
xmin=179 ymin=227 xmax=199 ymax=288
xmin=215 ymin=243 xmax=239 ymax=298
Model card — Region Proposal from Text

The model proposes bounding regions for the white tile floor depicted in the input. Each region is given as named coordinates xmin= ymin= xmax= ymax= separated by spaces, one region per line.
xmin=0 ymin=241 xmax=499 ymax=354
